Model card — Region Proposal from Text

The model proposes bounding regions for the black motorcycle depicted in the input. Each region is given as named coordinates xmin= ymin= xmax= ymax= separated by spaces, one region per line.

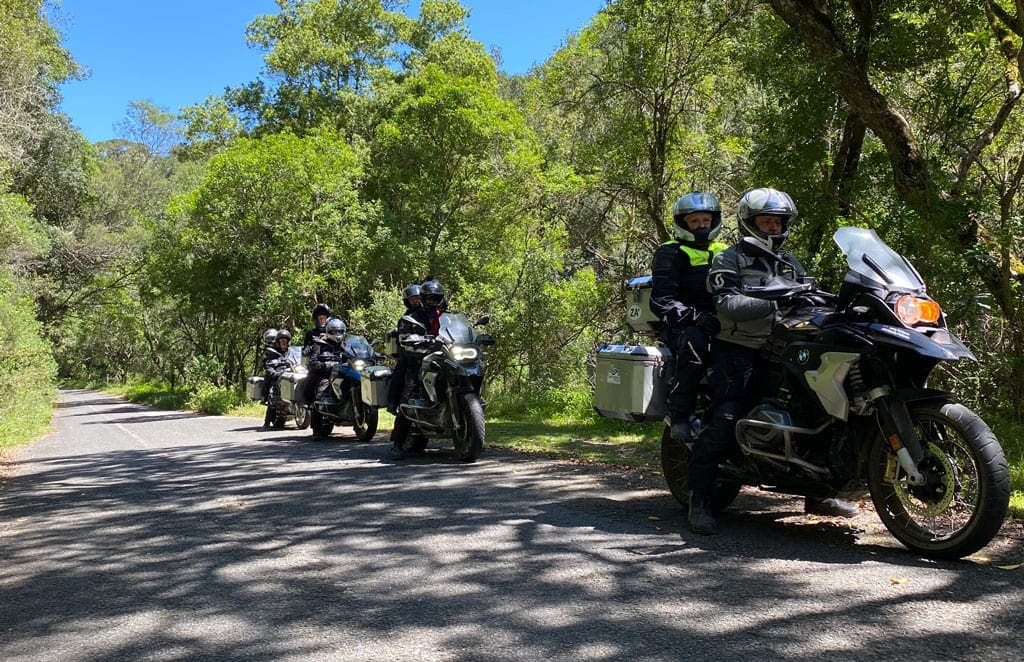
xmin=661 ymin=227 xmax=1010 ymax=559
xmin=399 ymin=313 xmax=494 ymax=462
xmin=309 ymin=335 xmax=380 ymax=441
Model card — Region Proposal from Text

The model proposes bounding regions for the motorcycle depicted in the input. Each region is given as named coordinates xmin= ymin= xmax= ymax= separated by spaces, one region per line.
xmin=309 ymin=334 xmax=381 ymax=441
xmin=661 ymin=226 xmax=1010 ymax=559
xmin=398 ymin=313 xmax=495 ymax=462
xmin=248 ymin=346 xmax=310 ymax=430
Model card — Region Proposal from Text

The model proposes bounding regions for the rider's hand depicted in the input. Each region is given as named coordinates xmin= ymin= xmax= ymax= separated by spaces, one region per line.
xmin=693 ymin=311 xmax=721 ymax=336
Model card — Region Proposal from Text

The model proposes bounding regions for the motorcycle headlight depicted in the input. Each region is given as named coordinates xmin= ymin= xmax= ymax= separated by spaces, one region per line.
xmin=894 ymin=295 xmax=941 ymax=326
xmin=350 ymin=359 xmax=368 ymax=372
xmin=450 ymin=345 xmax=479 ymax=361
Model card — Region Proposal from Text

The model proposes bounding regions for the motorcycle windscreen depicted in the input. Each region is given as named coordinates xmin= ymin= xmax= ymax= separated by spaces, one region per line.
xmin=437 ymin=313 xmax=475 ymax=344
xmin=343 ymin=335 xmax=373 ymax=359
xmin=833 ymin=227 xmax=926 ymax=293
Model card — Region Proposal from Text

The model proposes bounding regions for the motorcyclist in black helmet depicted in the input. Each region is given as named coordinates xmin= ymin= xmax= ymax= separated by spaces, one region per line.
xmin=389 ymin=278 xmax=447 ymax=459
xmin=387 ymin=283 xmax=427 ymax=416
xmin=687 ymin=188 xmax=858 ymax=535
xmin=302 ymin=302 xmax=332 ymax=403
xmin=260 ymin=328 xmax=293 ymax=430
xmin=650 ymin=191 xmax=727 ymax=442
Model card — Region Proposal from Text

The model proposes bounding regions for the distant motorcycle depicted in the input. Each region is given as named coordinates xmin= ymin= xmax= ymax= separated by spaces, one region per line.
xmin=309 ymin=334 xmax=381 ymax=441
xmin=398 ymin=313 xmax=495 ymax=462
xmin=661 ymin=227 xmax=1010 ymax=559
xmin=248 ymin=347 xmax=310 ymax=430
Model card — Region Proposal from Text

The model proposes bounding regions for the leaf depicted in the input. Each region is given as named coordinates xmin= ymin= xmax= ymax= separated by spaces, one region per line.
xmin=647 ymin=515 xmax=661 ymax=521
xmin=889 ymin=577 xmax=909 ymax=585
xmin=996 ymin=563 xmax=1023 ymax=570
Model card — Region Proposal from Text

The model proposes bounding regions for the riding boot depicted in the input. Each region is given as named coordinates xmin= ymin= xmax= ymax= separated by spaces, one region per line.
xmin=804 ymin=496 xmax=859 ymax=518
xmin=688 ymin=492 xmax=718 ymax=535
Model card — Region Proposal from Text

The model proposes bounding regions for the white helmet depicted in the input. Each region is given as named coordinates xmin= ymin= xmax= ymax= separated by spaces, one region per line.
xmin=736 ymin=187 xmax=798 ymax=253
xmin=325 ymin=317 xmax=347 ymax=342
xmin=262 ymin=328 xmax=278 ymax=345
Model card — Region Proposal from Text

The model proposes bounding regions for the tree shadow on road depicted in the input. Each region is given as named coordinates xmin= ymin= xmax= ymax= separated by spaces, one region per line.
xmin=1 ymin=398 xmax=1021 ymax=660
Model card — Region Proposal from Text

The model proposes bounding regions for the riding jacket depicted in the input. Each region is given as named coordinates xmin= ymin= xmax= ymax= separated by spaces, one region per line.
xmin=650 ymin=239 xmax=728 ymax=334
xmin=707 ymin=237 xmax=808 ymax=350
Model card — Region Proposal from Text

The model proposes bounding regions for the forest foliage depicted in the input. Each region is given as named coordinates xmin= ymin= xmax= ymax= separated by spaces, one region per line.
xmin=2 ymin=0 xmax=1023 ymax=444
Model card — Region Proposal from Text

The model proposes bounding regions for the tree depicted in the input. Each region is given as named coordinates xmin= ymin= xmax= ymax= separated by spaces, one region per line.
xmin=765 ymin=0 xmax=1024 ymax=417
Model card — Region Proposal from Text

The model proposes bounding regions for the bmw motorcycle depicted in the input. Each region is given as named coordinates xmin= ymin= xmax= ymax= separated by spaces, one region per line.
xmin=661 ymin=227 xmax=1010 ymax=559
xmin=309 ymin=335 xmax=381 ymax=441
xmin=399 ymin=313 xmax=495 ymax=462
xmin=251 ymin=347 xmax=311 ymax=430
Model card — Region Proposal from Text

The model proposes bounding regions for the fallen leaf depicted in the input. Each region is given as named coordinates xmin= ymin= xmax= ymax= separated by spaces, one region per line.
xmin=889 ymin=577 xmax=909 ymax=585
xmin=648 ymin=515 xmax=661 ymax=521
xmin=651 ymin=471 xmax=662 ymax=476
xmin=996 ymin=563 xmax=1023 ymax=570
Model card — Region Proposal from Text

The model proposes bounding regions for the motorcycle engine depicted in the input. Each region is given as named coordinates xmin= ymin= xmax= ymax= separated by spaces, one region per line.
xmin=737 ymin=404 xmax=794 ymax=451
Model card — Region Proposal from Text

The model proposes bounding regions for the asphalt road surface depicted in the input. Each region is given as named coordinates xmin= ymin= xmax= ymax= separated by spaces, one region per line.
xmin=1 ymin=388 xmax=1022 ymax=661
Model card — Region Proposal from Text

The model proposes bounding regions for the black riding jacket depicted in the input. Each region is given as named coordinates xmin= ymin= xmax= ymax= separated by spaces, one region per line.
xmin=650 ymin=239 xmax=728 ymax=334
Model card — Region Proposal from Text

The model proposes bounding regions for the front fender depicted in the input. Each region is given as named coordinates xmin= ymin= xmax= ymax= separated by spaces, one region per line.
xmin=866 ymin=323 xmax=975 ymax=362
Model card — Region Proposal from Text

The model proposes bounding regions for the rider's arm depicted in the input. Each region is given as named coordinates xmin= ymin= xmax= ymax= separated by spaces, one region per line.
xmin=650 ymin=244 xmax=699 ymax=333
xmin=708 ymin=250 xmax=777 ymax=323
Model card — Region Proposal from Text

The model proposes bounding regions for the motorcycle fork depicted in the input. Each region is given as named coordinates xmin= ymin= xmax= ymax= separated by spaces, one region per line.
xmin=875 ymin=395 xmax=927 ymax=486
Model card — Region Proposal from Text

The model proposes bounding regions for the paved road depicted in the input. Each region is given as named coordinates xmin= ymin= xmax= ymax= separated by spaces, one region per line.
xmin=1 ymin=389 xmax=1022 ymax=661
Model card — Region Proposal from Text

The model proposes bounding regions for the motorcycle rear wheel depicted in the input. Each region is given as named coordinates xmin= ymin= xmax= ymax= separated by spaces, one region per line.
xmin=454 ymin=394 xmax=485 ymax=462
xmin=660 ymin=427 xmax=741 ymax=513
xmin=867 ymin=402 xmax=1010 ymax=559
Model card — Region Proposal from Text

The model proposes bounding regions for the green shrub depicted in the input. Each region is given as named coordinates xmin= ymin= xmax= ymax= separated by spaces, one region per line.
xmin=0 ymin=275 xmax=57 ymax=448
xmin=185 ymin=383 xmax=246 ymax=415
xmin=117 ymin=380 xmax=191 ymax=410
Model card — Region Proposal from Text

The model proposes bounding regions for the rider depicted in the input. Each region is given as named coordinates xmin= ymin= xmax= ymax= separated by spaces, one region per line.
xmin=389 ymin=278 xmax=448 ymax=460
xmin=302 ymin=302 xmax=332 ymax=403
xmin=308 ymin=317 xmax=348 ymax=433
xmin=387 ymin=283 xmax=426 ymax=415
xmin=649 ymin=191 xmax=728 ymax=441
xmin=260 ymin=328 xmax=293 ymax=430
xmin=687 ymin=188 xmax=858 ymax=534
xmin=258 ymin=328 xmax=279 ymax=430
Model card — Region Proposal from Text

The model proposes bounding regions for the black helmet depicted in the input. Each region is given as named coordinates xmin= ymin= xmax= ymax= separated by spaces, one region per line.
xmin=402 ymin=283 xmax=422 ymax=308
xmin=311 ymin=302 xmax=331 ymax=321
xmin=671 ymin=192 xmax=722 ymax=246
xmin=276 ymin=329 xmax=292 ymax=343
xmin=736 ymin=187 xmax=798 ymax=253
xmin=421 ymin=280 xmax=446 ymax=309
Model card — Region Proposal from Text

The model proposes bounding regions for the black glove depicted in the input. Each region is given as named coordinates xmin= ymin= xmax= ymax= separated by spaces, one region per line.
xmin=693 ymin=311 xmax=721 ymax=336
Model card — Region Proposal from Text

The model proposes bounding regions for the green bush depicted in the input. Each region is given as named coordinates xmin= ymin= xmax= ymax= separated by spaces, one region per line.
xmin=185 ymin=383 xmax=246 ymax=415
xmin=117 ymin=380 xmax=191 ymax=410
xmin=0 ymin=275 xmax=57 ymax=449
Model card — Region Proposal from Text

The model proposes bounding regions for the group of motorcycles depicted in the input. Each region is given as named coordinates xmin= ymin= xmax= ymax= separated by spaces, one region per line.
xmin=247 ymin=227 xmax=1011 ymax=559
xmin=249 ymin=312 xmax=495 ymax=462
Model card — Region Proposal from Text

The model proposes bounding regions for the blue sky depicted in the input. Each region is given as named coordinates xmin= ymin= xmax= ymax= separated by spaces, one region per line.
xmin=49 ymin=0 xmax=606 ymax=144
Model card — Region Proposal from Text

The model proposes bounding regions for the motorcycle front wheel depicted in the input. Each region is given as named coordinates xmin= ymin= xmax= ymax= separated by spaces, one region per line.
xmin=310 ymin=409 xmax=333 ymax=439
xmin=453 ymin=393 xmax=485 ymax=462
xmin=353 ymin=400 xmax=378 ymax=441
xmin=867 ymin=402 xmax=1010 ymax=559
xmin=660 ymin=427 xmax=741 ymax=513
xmin=294 ymin=406 xmax=310 ymax=430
